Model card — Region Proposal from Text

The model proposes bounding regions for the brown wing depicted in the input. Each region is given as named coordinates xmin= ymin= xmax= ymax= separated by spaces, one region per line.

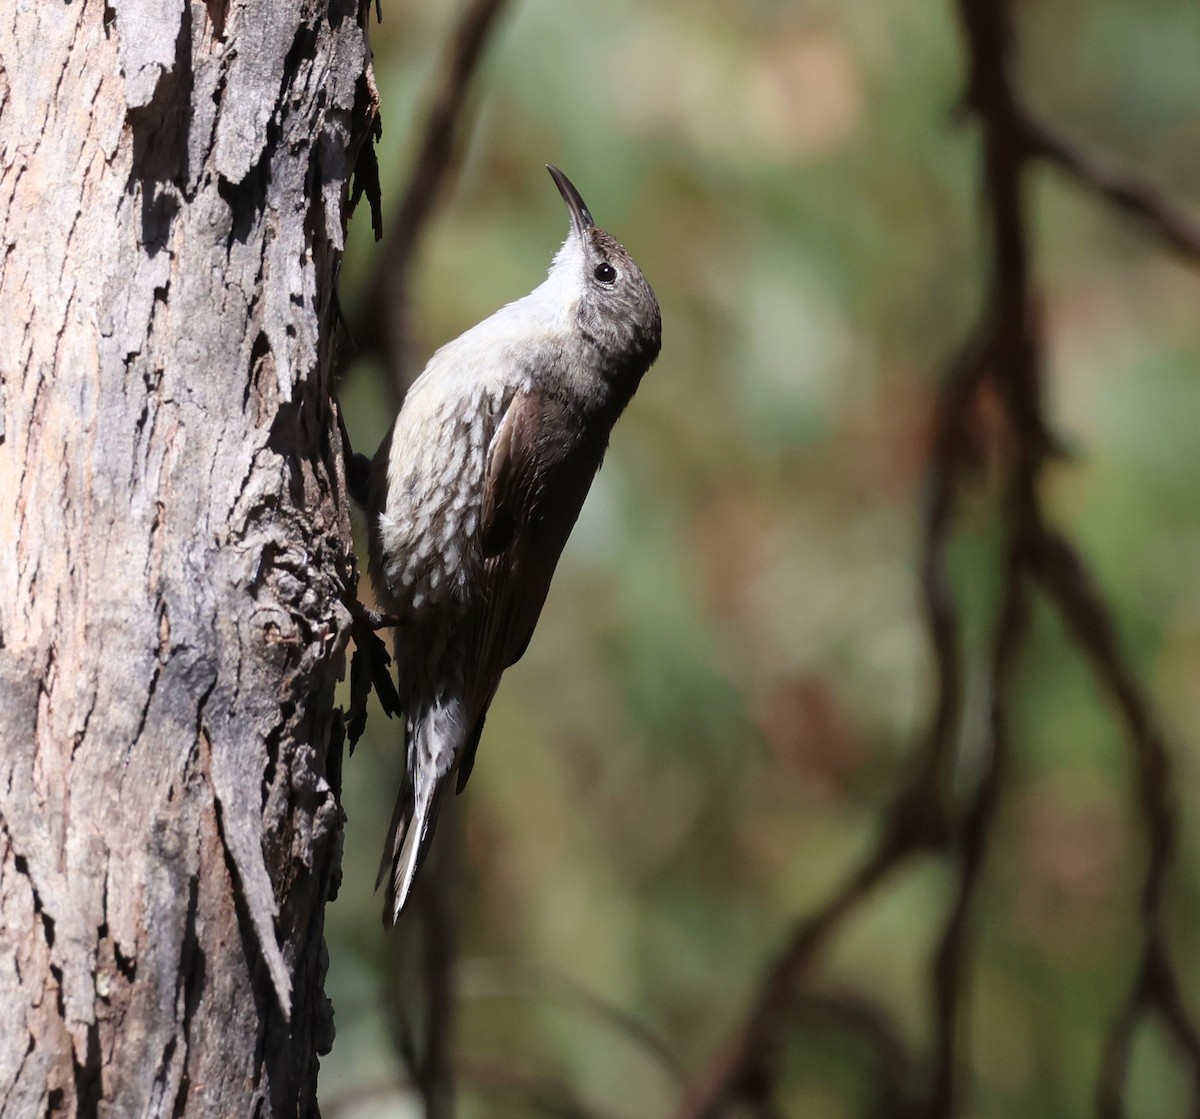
xmin=455 ymin=388 xmax=605 ymax=791
xmin=479 ymin=387 xmax=542 ymax=559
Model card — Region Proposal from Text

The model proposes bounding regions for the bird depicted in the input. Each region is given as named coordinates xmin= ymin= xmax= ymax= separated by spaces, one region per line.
xmin=362 ymin=165 xmax=661 ymax=925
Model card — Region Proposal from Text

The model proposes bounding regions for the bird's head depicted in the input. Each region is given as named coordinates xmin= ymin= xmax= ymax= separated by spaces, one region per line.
xmin=546 ymin=165 xmax=662 ymax=383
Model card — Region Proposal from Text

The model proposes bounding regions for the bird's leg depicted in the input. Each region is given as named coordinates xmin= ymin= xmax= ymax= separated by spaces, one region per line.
xmin=337 ymin=555 xmax=404 ymax=749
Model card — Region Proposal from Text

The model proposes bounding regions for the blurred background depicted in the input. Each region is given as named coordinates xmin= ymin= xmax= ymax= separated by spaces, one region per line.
xmin=326 ymin=0 xmax=1200 ymax=1116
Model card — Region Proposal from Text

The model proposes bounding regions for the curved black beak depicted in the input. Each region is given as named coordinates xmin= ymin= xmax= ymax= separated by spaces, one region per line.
xmin=546 ymin=164 xmax=595 ymax=239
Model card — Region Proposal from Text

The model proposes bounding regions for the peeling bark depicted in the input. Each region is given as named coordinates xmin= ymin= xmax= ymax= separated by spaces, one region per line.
xmin=0 ymin=1 xmax=374 ymax=1115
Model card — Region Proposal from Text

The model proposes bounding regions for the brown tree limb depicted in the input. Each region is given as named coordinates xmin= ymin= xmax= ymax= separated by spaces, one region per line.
xmin=921 ymin=1 xmax=1043 ymax=1106
xmin=1027 ymin=525 xmax=1200 ymax=1117
xmin=1024 ymin=117 xmax=1200 ymax=265
xmin=927 ymin=544 xmax=1029 ymax=1119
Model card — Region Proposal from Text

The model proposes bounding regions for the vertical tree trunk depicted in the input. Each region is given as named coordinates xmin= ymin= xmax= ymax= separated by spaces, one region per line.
xmin=0 ymin=1 xmax=373 ymax=1114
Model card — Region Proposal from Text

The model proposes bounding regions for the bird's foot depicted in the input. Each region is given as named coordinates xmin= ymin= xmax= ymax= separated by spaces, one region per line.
xmin=337 ymin=561 xmax=404 ymax=750
xmin=346 ymin=612 xmax=403 ymax=751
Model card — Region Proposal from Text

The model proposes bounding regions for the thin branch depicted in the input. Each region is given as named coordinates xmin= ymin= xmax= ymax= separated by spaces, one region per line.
xmin=1147 ymin=940 xmax=1200 ymax=1099
xmin=1027 ymin=524 xmax=1200 ymax=1117
xmin=920 ymin=326 xmax=995 ymax=782
xmin=921 ymin=3 xmax=1043 ymax=1107
xmin=1028 ymin=528 xmax=1174 ymax=907
xmin=927 ymin=545 xmax=1029 ymax=1119
xmin=350 ymin=0 xmax=512 ymax=391
xmin=1023 ymin=116 xmax=1200 ymax=265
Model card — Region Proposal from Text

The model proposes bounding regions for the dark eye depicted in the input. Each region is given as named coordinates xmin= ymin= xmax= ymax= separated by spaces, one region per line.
xmin=593 ymin=262 xmax=617 ymax=284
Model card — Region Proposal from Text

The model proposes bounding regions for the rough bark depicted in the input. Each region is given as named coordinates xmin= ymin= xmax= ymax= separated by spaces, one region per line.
xmin=0 ymin=0 xmax=373 ymax=1115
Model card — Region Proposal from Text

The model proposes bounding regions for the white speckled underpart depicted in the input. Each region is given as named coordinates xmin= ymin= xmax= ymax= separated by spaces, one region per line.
xmin=371 ymin=237 xmax=584 ymax=621
xmin=375 ymin=380 xmax=507 ymax=614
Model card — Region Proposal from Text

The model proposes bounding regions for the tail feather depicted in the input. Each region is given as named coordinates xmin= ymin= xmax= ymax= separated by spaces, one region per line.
xmin=380 ymin=785 xmax=438 ymax=926
xmin=374 ymin=770 xmax=412 ymax=894
xmin=377 ymin=698 xmax=464 ymax=926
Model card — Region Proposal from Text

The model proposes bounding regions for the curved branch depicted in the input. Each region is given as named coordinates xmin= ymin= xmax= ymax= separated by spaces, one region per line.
xmin=1024 ymin=117 xmax=1200 ymax=265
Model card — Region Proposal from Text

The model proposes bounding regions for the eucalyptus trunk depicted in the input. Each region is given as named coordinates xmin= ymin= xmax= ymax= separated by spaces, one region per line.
xmin=0 ymin=1 xmax=373 ymax=1114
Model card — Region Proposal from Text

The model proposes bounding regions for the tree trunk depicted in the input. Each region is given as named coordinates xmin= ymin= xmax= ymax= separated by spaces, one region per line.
xmin=0 ymin=1 xmax=373 ymax=1114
